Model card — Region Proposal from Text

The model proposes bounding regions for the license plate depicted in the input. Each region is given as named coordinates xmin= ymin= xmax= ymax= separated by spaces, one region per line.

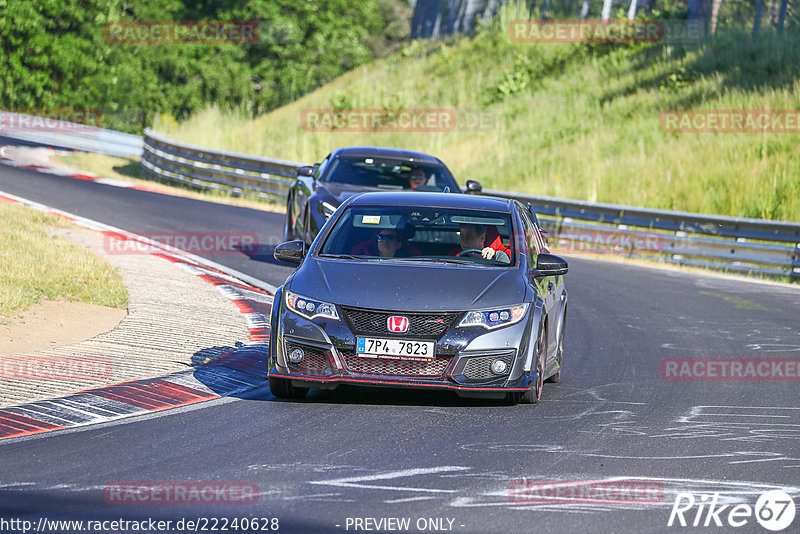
xmin=356 ymin=337 xmax=435 ymax=361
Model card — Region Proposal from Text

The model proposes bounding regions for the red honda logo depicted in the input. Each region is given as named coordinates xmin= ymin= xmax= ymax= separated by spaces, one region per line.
xmin=387 ymin=316 xmax=409 ymax=333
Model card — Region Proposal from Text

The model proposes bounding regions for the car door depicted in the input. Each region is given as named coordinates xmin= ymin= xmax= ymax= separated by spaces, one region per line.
xmin=295 ymin=154 xmax=329 ymax=239
xmin=518 ymin=204 xmax=560 ymax=367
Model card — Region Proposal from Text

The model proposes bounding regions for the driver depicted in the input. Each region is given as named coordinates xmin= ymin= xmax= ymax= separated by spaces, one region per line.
xmin=457 ymin=224 xmax=510 ymax=263
xmin=408 ymin=168 xmax=427 ymax=190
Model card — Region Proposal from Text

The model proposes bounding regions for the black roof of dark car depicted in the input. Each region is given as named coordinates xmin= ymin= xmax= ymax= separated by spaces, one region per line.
xmin=331 ymin=146 xmax=443 ymax=165
xmin=348 ymin=191 xmax=513 ymax=211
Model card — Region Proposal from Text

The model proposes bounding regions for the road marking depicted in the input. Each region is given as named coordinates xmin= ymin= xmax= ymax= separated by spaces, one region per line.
xmin=384 ymin=496 xmax=438 ymax=504
xmin=310 ymin=466 xmax=471 ymax=493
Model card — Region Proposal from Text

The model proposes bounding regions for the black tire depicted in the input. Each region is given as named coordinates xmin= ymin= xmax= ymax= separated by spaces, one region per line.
xmin=283 ymin=198 xmax=294 ymax=241
xmin=269 ymin=375 xmax=308 ymax=399
xmin=546 ymin=313 xmax=565 ymax=384
xmin=510 ymin=327 xmax=546 ymax=404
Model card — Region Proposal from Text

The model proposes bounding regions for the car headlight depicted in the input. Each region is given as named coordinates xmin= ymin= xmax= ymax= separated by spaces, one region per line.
xmin=285 ymin=290 xmax=339 ymax=321
xmin=320 ymin=201 xmax=337 ymax=219
xmin=458 ymin=303 xmax=528 ymax=330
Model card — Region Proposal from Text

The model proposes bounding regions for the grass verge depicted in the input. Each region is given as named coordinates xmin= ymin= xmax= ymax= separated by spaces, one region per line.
xmin=0 ymin=201 xmax=128 ymax=319
xmin=155 ymin=3 xmax=800 ymax=222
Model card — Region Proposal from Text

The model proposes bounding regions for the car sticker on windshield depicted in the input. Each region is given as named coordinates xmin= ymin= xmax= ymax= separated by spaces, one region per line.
xmin=361 ymin=215 xmax=381 ymax=224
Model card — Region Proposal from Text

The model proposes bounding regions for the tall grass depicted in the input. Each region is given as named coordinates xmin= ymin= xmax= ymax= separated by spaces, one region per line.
xmin=156 ymin=7 xmax=800 ymax=221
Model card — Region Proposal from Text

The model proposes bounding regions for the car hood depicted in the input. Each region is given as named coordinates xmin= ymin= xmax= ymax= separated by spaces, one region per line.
xmin=289 ymin=258 xmax=526 ymax=312
xmin=314 ymin=183 xmax=386 ymax=205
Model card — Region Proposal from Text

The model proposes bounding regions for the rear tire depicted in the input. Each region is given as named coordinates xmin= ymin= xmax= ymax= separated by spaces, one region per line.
xmin=269 ymin=375 xmax=308 ymax=399
xmin=510 ymin=327 xmax=546 ymax=404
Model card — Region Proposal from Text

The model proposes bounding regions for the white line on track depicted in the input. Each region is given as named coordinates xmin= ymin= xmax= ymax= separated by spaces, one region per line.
xmin=384 ymin=496 xmax=438 ymax=504
xmin=310 ymin=466 xmax=471 ymax=493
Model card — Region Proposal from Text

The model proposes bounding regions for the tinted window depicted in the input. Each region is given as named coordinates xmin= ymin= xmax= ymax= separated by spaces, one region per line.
xmin=322 ymin=156 xmax=457 ymax=191
xmin=518 ymin=207 xmax=540 ymax=266
xmin=313 ymin=155 xmax=330 ymax=179
xmin=320 ymin=205 xmax=515 ymax=266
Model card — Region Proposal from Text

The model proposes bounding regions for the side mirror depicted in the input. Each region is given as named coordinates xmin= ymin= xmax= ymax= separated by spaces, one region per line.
xmin=296 ymin=165 xmax=315 ymax=177
xmin=465 ymin=180 xmax=482 ymax=194
xmin=532 ymin=253 xmax=568 ymax=277
xmin=274 ymin=240 xmax=306 ymax=264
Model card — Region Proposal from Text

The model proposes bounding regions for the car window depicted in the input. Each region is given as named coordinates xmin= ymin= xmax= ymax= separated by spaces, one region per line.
xmin=321 ymin=155 xmax=457 ymax=191
xmin=518 ymin=206 xmax=541 ymax=267
xmin=320 ymin=205 xmax=515 ymax=266
xmin=525 ymin=209 xmax=546 ymax=252
xmin=313 ymin=155 xmax=330 ymax=179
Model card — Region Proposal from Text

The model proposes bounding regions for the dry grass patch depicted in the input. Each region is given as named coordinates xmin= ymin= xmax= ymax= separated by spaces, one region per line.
xmin=0 ymin=201 xmax=127 ymax=319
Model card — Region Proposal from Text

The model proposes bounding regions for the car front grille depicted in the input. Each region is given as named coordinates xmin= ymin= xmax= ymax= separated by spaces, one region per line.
xmin=341 ymin=351 xmax=450 ymax=378
xmin=285 ymin=340 xmax=333 ymax=376
xmin=340 ymin=307 xmax=461 ymax=339
xmin=462 ymin=352 xmax=515 ymax=381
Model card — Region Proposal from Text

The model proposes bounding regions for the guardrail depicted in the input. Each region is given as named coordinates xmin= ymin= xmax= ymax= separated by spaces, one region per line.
xmin=138 ymin=130 xmax=799 ymax=279
xmin=2 ymin=110 xmax=795 ymax=278
xmin=486 ymin=189 xmax=800 ymax=279
xmin=141 ymin=129 xmax=298 ymax=201
xmin=0 ymin=110 xmax=143 ymax=158
xmin=0 ymin=124 xmax=741 ymax=278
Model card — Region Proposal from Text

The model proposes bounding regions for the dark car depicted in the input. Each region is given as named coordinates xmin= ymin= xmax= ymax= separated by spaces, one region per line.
xmin=269 ymin=192 xmax=568 ymax=403
xmin=283 ymin=146 xmax=482 ymax=245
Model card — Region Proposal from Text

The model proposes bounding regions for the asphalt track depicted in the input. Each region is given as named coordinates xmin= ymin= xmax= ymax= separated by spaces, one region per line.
xmin=1 ymin=143 xmax=799 ymax=533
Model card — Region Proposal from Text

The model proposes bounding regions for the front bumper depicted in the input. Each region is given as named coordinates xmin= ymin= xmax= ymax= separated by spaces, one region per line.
xmin=269 ymin=299 xmax=542 ymax=396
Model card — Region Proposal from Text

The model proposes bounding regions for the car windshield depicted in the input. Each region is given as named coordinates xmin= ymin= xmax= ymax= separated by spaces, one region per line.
xmin=320 ymin=205 xmax=515 ymax=266
xmin=322 ymin=155 xmax=457 ymax=192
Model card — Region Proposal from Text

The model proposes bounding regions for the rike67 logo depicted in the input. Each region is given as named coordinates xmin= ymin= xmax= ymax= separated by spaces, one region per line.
xmin=668 ymin=490 xmax=796 ymax=531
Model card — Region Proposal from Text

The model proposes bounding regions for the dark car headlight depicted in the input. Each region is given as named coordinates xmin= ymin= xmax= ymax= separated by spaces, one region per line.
xmin=458 ymin=304 xmax=529 ymax=330
xmin=285 ymin=290 xmax=339 ymax=321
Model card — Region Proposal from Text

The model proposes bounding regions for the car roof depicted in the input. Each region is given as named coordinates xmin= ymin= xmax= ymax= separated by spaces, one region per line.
xmin=331 ymin=146 xmax=443 ymax=165
xmin=348 ymin=191 xmax=513 ymax=211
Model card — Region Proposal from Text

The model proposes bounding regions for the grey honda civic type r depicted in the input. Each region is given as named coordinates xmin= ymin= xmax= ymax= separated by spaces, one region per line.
xmin=269 ymin=191 xmax=568 ymax=403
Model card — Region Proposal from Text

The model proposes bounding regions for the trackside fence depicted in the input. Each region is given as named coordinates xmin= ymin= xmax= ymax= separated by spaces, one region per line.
xmin=0 ymin=110 xmax=143 ymax=158
xmin=484 ymin=190 xmax=800 ymax=279
xmin=138 ymin=131 xmax=800 ymax=279
xmin=3 ymin=117 xmax=797 ymax=279
xmin=141 ymin=129 xmax=297 ymax=201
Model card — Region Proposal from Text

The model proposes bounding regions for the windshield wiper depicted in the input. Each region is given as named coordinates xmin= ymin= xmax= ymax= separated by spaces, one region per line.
xmin=398 ymin=257 xmax=473 ymax=265
xmin=318 ymin=253 xmax=362 ymax=259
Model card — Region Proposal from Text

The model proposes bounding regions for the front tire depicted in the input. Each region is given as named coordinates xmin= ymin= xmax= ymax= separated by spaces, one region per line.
xmin=269 ymin=375 xmax=308 ymax=399
xmin=511 ymin=327 xmax=546 ymax=404
xmin=546 ymin=312 xmax=565 ymax=384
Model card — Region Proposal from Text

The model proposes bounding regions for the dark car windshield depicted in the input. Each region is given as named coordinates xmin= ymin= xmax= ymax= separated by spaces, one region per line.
xmin=322 ymin=155 xmax=458 ymax=192
xmin=320 ymin=205 xmax=515 ymax=266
